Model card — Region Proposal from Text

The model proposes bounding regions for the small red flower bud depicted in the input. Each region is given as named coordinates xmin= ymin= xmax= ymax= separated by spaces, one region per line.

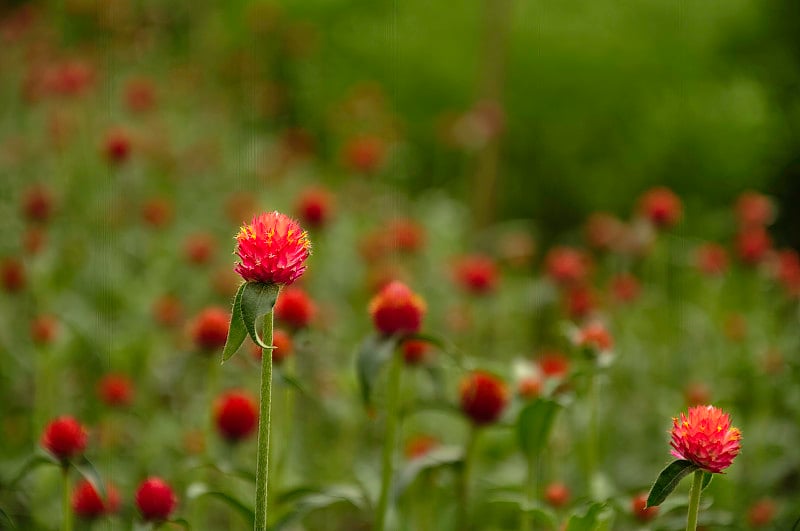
xmin=631 ymin=492 xmax=658 ymax=522
xmin=1 ymin=258 xmax=25 ymax=293
xmin=609 ymin=273 xmax=640 ymax=303
xmin=141 ymin=197 xmax=173 ymax=228
xmin=518 ymin=376 xmax=542 ymax=399
xmin=544 ymin=247 xmax=591 ymax=286
xmin=41 ymin=416 xmax=88 ymax=462
xmin=537 ymin=351 xmax=570 ymax=379
xmin=214 ymin=390 xmax=258 ymax=442
xmin=190 ymin=307 xmax=230 ymax=352
xmin=152 ymin=295 xmax=183 ymax=327
xmin=401 ymin=339 xmax=429 ymax=365
xmin=22 ymin=184 xmax=54 ymax=223
xmin=544 ymin=482 xmax=570 ymax=508
xmin=72 ymin=479 xmax=120 ymax=519
xmin=295 ymin=186 xmax=334 ymax=229
xmin=97 ymin=373 xmax=134 ymax=407
xmin=735 ymin=191 xmax=774 ymax=228
xmin=459 ymin=371 xmax=508 ymax=426
xmin=584 ymin=213 xmax=624 ymax=250
xmin=275 ymin=287 xmax=316 ymax=330
xmin=638 ymin=186 xmax=682 ymax=228
xmin=135 ymin=477 xmax=177 ymax=522
xmin=736 ymin=227 xmax=771 ymax=265
xmin=564 ymin=285 xmax=595 ymax=320
xmin=576 ymin=322 xmax=613 ymax=351
xmin=343 ymin=134 xmax=385 ymax=173
xmin=183 ymin=232 xmax=216 ymax=265
xmin=369 ymin=281 xmax=426 ymax=336
xmin=104 ymin=128 xmax=132 ymax=164
xmin=694 ymin=243 xmax=729 ymax=276
xmin=746 ymin=498 xmax=776 ymax=528
xmin=30 ymin=315 xmax=59 ymax=345
xmin=385 ymin=219 xmax=426 ymax=254
xmin=23 ymin=226 xmax=47 ymax=254
xmin=453 ymin=254 xmax=499 ymax=295
xmin=404 ymin=434 xmax=439 ymax=459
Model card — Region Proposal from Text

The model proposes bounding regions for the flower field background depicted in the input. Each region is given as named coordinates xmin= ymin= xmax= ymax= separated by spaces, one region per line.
xmin=1 ymin=1 xmax=800 ymax=530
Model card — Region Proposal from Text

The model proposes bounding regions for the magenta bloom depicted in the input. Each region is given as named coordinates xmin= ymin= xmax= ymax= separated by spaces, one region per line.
xmin=234 ymin=211 xmax=311 ymax=285
xmin=670 ymin=405 xmax=741 ymax=473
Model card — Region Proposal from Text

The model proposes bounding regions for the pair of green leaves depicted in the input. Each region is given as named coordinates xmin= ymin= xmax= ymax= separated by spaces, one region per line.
xmin=222 ymin=282 xmax=281 ymax=364
xmin=646 ymin=459 xmax=713 ymax=507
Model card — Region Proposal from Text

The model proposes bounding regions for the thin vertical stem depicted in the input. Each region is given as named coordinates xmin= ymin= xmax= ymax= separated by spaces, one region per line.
xmin=521 ymin=454 xmax=536 ymax=531
xmin=375 ymin=354 xmax=402 ymax=531
xmin=254 ymin=311 xmax=274 ymax=531
xmin=457 ymin=426 xmax=479 ymax=531
xmin=586 ymin=372 xmax=598 ymax=495
xmin=62 ymin=466 xmax=72 ymax=531
xmin=685 ymin=470 xmax=703 ymax=531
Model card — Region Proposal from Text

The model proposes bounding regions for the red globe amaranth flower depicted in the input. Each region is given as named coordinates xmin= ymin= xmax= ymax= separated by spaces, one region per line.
xmin=736 ymin=227 xmax=771 ymax=265
xmin=747 ymin=498 xmax=776 ymax=528
xmin=343 ymin=134 xmax=386 ymax=173
xmin=153 ymin=295 xmax=182 ymax=327
xmin=235 ymin=211 xmax=311 ymax=285
xmin=296 ymin=186 xmax=334 ymax=229
xmin=369 ymin=281 xmax=426 ymax=336
xmin=214 ymin=390 xmax=258 ymax=442
xmin=638 ymin=186 xmax=682 ymax=228
xmin=584 ymin=213 xmax=624 ymax=251
xmin=564 ymin=285 xmax=595 ymax=320
xmin=772 ymin=249 xmax=800 ymax=298
xmin=124 ymin=77 xmax=157 ymax=113
xmin=250 ymin=328 xmax=293 ymax=364
xmin=190 ymin=307 xmax=230 ymax=351
xmin=609 ymin=273 xmax=640 ymax=303
xmin=43 ymin=60 xmax=95 ymax=98
xmin=41 ymin=416 xmax=88 ymax=462
xmin=274 ymin=287 xmax=316 ymax=329
xmin=1 ymin=258 xmax=25 ymax=293
xmin=405 ymin=434 xmax=439 ymax=459
xmin=183 ymin=232 xmax=216 ymax=265
xmin=670 ymin=405 xmax=741 ymax=473
xmin=537 ymin=351 xmax=570 ymax=379
xmin=104 ymin=128 xmax=132 ymax=164
xmin=684 ymin=382 xmax=711 ymax=407
xmin=518 ymin=375 xmax=542 ymax=399
xmin=97 ymin=374 xmax=134 ymax=407
xmin=544 ymin=482 xmax=570 ymax=508
xmin=459 ymin=371 xmax=508 ymax=425
xmin=544 ymin=247 xmax=591 ymax=286
xmin=22 ymin=184 xmax=54 ymax=223
xmin=141 ymin=197 xmax=173 ymax=228
xmin=631 ymin=492 xmax=659 ymax=522
xmin=30 ymin=315 xmax=59 ymax=345
xmin=694 ymin=243 xmax=729 ymax=276
xmin=401 ymin=339 xmax=429 ymax=365
xmin=453 ymin=255 xmax=499 ymax=295
xmin=385 ymin=219 xmax=426 ymax=254
xmin=735 ymin=191 xmax=774 ymax=228
xmin=72 ymin=479 xmax=120 ymax=519
xmin=576 ymin=322 xmax=613 ymax=351
xmin=135 ymin=477 xmax=177 ymax=522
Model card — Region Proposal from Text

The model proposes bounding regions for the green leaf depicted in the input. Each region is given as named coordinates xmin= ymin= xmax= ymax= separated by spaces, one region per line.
xmin=404 ymin=332 xmax=448 ymax=351
xmin=240 ymin=282 xmax=281 ymax=349
xmin=72 ymin=456 xmax=105 ymax=499
xmin=6 ymin=451 xmax=59 ymax=488
xmin=0 ymin=507 xmax=16 ymax=529
xmin=517 ymin=399 xmax=560 ymax=460
xmin=701 ymin=471 xmax=713 ymax=491
xmin=221 ymin=283 xmax=248 ymax=363
xmin=167 ymin=518 xmax=191 ymax=529
xmin=646 ymin=459 xmax=698 ymax=508
xmin=565 ymin=502 xmax=606 ymax=531
xmin=356 ymin=333 xmax=401 ymax=406
xmin=485 ymin=494 xmax=558 ymax=528
xmin=393 ymin=445 xmax=463 ymax=497
xmin=187 ymin=483 xmax=254 ymax=526
xmin=269 ymin=484 xmax=366 ymax=531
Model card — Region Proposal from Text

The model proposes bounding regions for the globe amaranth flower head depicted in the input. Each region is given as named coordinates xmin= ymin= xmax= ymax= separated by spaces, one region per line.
xmin=670 ymin=405 xmax=741 ymax=473
xmin=234 ymin=211 xmax=311 ymax=286
xmin=369 ymin=281 xmax=427 ymax=336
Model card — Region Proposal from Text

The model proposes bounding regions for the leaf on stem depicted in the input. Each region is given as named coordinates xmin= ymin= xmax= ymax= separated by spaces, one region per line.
xmin=187 ymin=483 xmax=254 ymax=526
xmin=356 ymin=333 xmax=401 ymax=406
xmin=72 ymin=456 xmax=105 ymax=499
xmin=646 ymin=459 xmax=698 ymax=508
xmin=240 ymin=282 xmax=281 ymax=349
xmin=221 ymin=283 xmax=248 ymax=363
xmin=517 ymin=399 xmax=560 ymax=460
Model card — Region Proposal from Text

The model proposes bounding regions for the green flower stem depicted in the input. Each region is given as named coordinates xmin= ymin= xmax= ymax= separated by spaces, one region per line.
xmin=62 ymin=466 xmax=72 ymax=531
xmin=254 ymin=311 xmax=275 ymax=531
xmin=457 ymin=426 xmax=479 ymax=531
xmin=586 ymin=372 xmax=598 ymax=494
xmin=375 ymin=353 xmax=403 ymax=531
xmin=685 ymin=469 xmax=703 ymax=531
xmin=521 ymin=454 xmax=537 ymax=531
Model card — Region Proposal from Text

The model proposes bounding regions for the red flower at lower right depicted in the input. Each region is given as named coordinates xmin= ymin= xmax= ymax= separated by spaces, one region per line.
xmin=669 ymin=405 xmax=741 ymax=473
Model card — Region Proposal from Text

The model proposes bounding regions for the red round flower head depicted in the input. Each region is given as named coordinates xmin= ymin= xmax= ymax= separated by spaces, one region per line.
xmin=153 ymin=294 xmax=182 ymax=327
xmin=274 ymin=287 xmax=316 ymax=329
xmin=135 ymin=477 xmax=177 ymax=522
xmin=736 ymin=227 xmax=771 ymax=265
xmin=518 ymin=375 xmax=542 ymax=399
xmin=544 ymin=247 xmax=591 ymax=286
xmin=459 ymin=371 xmax=508 ymax=425
xmin=141 ymin=197 xmax=173 ymax=228
xmin=41 ymin=416 xmax=88 ymax=462
xmin=735 ymin=191 xmax=774 ymax=228
xmin=97 ymin=373 xmax=134 ymax=407
xmin=385 ymin=218 xmax=426 ymax=254
xmin=669 ymin=405 xmax=741 ymax=473
xmin=343 ymin=134 xmax=386 ymax=173
xmin=1 ymin=258 xmax=25 ymax=293
xmin=544 ymin=482 xmax=570 ymax=508
xmin=576 ymin=322 xmax=613 ymax=351
xmin=104 ymin=128 xmax=132 ymax=164
xmin=214 ymin=390 xmax=258 ymax=442
xmin=584 ymin=212 xmax=624 ymax=251
xmin=773 ymin=249 xmax=800 ymax=298
xmin=235 ymin=211 xmax=311 ymax=286
xmin=747 ymin=498 xmax=776 ymax=528
xmin=30 ymin=315 xmax=59 ymax=345
xmin=183 ymin=232 xmax=216 ymax=265
xmin=250 ymin=328 xmax=293 ymax=364
xmin=610 ymin=273 xmax=641 ymax=303
xmin=453 ymin=254 xmax=499 ymax=295
xmin=537 ymin=351 xmax=570 ymax=379
xmin=631 ymin=492 xmax=659 ymax=522
xmin=638 ymin=186 xmax=682 ymax=228
xmin=694 ymin=243 xmax=729 ymax=276
xmin=72 ymin=479 xmax=120 ymax=519
xmin=369 ymin=281 xmax=427 ymax=336
xmin=295 ymin=186 xmax=334 ymax=229
xmin=401 ymin=339 xmax=430 ymax=365
xmin=564 ymin=285 xmax=595 ymax=320
xmin=22 ymin=184 xmax=54 ymax=223
xmin=190 ymin=307 xmax=230 ymax=351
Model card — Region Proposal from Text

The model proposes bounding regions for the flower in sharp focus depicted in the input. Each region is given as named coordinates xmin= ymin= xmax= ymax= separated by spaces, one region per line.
xmin=369 ymin=281 xmax=426 ymax=336
xmin=72 ymin=479 xmax=120 ymax=519
xmin=135 ymin=477 xmax=177 ymax=522
xmin=669 ymin=405 xmax=741 ymax=473
xmin=234 ymin=211 xmax=311 ymax=285
xmin=214 ymin=390 xmax=258 ymax=443
xmin=190 ymin=307 xmax=230 ymax=352
xmin=453 ymin=254 xmax=499 ymax=295
xmin=637 ymin=186 xmax=682 ymax=229
xmin=41 ymin=416 xmax=88 ymax=462
xmin=459 ymin=371 xmax=508 ymax=426
xmin=275 ymin=287 xmax=316 ymax=329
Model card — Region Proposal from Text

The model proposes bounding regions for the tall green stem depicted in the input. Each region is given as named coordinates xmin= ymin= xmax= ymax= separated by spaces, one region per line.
xmin=521 ymin=454 xmax=536 ymax=531
xmin=254 ymin=311 xmax=274 ymax=530
xmin=586 ymin=372 xmax=598 ymax=495
xmin=685 ymin=470 xmax=703 ymax=531
xmin=62 ymin=466 xmax=72 ymax=531
xmin=375 ymin=354 xmax=402 ymax=531
xmin=457 ymin=426 xmax=479 ymax=531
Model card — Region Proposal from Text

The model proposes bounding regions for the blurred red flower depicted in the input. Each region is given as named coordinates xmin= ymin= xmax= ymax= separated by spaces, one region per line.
xmin=637 ymin=186 xmax=682 ymax=228
xmin=1 ymin=258 xmax=25 ymax=293
xmin=214 ymin=390 xmax=258 ymax=442
xmin=544 ymin=482 xmax=570 ymax=508
xmin=576 ymin=322 xmax=613 ymax=351
xmin=670 ymin=405 xmax=741 ymax=473
xmin=459 ymin=371 xmax=508 ymax=425
xmin=401 ymin=339 xmax=430 ymax=365
xmin=104 ymin=128 xmax=132 ymax=165
xmin=190 ymin=307 xmax=230 ymax=351
xmin=544 ymin=247 xmax=591 ymax=286
xmin=124 ymin=77 xmax=157 ymax=113
xmin=41 ymin=416 xmax=88 ymax=462
xmin=343 ymin=134 xmax=385 ymax=173
xmin=564 ymin=285 xmax=596 ymax=320
xmin=97 ymin=374 xmax=134 ymax=407
xmin=609 ymin=273 xmax=641 ymax=303
xmin=235 ymin=211 xmax=311 ymax=285
xmin=295 ymin=186 xmax=334 ymax=229
xmin=72 ymin=479 xmax=120 ymax=519
xmin=152 ymin=295 xmax=183 ymax=328
xmin=385 ymin=218 xmax=426 ymax=254
xmin=584 ymin=212 xmax=624 ymax=251
xmin=275 ymin=287 xmax=316 ymax=330
xmin=135 ymin=477 xmax=177 ymax=522
xmin=747 ymin=498 xmax=777 ymax=528
xmin=453 ymin=254 xmax=499 ymax=295
xmin=537 ymin=351 xmax=570 ymax=379
xmin=404 ymin=434 xmax=439 ymax=459
xmin=735 ymin=191 xmax=774 ymax=228
xmin=22 ymin=184 xmax=54 ymax=223
xmin=736 ymin=227 xmax=771 ymax=265
xmin=694 ymin=243 xmax=729 ymax=276
xmin=30 ymin=314 xmax=59 ymax=345
xmin=141 ymin=197 xmax=173 ymax=228
xmin=183 ymin=232 xmax=216 ymax=266
xmin=369 ymin=281 xmax=426 ymax=336
xmin=631 ymin=492 xmax=658 ymax=522
xmin=251 ymin=328 xmax=294 ymax=364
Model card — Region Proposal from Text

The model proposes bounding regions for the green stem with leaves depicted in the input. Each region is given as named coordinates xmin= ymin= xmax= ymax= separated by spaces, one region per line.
xmin=375 ymin=353 xmax=403 ymax=531
xmin=254 ymin=311 xmax=275 ymax=530
xmin=685 ymin=469 xmax=703 ymax=531
xmin=457 ymin=426 xmax=479 ymax=531
xmin=62 ymin=466 xmax=72 ymax=531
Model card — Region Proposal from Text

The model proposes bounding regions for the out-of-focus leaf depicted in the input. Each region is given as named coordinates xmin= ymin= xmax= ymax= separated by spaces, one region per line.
xmin=270 ymin=484 xmax=366 ymax=531
xmin=187 ymin=482 xmax=254 ymax=526
xmin=222 ymin=282 xmax=247 ymax=363
xmin=517 ymin=399 xmax=560 ymax=460
xmin=167 ymin=518 xmax=191 ymax=529
xmin=394 ymin=445 xmax=463 ymax=497
xmin=701 ymin=471 xmax=713 ymax=491
xmin=240 ymin=282 xmax=281 ymax=349
xmin=73 ymin=456 xmax=105 ymax=499
xmin=404 ymin=332 xmax=448 ymax=351
xmin=6 ymin=452 xmax=59 ymax=488
xmin=565 ymin=502 xmax=606 ymax=531
xmin=646 ymin=460 xmax=698 ymax=507
xmin=0 ymin=508 xmax=16 ymax=529
xmin=356 ymin=334 xmax=400 ymax=406
xmin=486 ymin=494 xmax=558 ymax=528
